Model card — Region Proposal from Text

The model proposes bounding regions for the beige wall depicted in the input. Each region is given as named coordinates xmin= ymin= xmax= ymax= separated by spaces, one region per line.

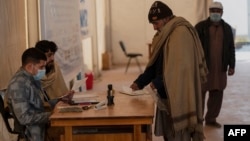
xmin=0 ymin=0 xmax=27 ymax=89
xmin=0 ymin=0 xmax=40 ymax=89
xmin=109 ymin=0 xmax=212 ymax=65
xmin=27 ymin=0 xmax=39 ymax=47
xmin=0 ymin=0 xmax=212 ymax=89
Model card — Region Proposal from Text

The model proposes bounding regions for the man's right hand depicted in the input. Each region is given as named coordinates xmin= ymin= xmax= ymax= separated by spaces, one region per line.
xmin=130 ymin=83 xmax=139 ymax=91
xmin=59 ymin=90 xmax=74 ymax=102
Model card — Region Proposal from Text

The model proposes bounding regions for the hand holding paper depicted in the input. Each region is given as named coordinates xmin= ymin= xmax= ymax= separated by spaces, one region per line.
xmin=59 ymin=90 xmax=75 ymax=102
xmin=120 ymin=86 xmax=149 ymax=96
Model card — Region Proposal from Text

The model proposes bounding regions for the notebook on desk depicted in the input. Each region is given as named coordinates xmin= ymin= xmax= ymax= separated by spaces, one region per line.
xmin=69 ymin=92 xmax=99 ymax=105
xmin=69 ymin=99 xmax=99 ymax=105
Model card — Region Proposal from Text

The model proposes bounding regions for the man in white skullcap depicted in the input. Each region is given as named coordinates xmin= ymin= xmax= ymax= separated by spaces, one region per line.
xmin=195 ymin=1 xmax=236 ymax=128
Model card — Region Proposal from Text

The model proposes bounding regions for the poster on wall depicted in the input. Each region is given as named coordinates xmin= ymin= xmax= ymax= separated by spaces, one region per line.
xmin=40 ymin=0 xmax=83 ymax=87
xmin=80 ymin=0 xmax=89 ymax=37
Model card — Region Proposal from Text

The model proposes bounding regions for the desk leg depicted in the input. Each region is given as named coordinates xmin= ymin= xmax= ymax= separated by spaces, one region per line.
xmin=64 ymin=126 xmax=72 ymax=141
xmin=133 ymin=125 xmax=142 ymax=141
xmin=146 ymin=125 xmax=152 ymax=141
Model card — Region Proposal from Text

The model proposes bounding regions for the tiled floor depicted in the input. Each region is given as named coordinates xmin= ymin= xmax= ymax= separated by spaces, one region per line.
xmin=91 ymin=49 xmax=250 ymax=141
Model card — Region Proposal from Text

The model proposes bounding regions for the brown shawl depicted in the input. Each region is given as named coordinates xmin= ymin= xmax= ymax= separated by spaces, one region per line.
xmin=148 ymin=16 xmax=208 ymax=140
xmin=40 ymin=62 xmax=68 ymax=99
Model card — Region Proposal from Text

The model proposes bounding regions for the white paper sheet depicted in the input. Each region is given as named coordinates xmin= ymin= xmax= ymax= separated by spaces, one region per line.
xmin=71 ymin=78 xmax=87 ymax=91
xmin=119 ymin=86 xmax=149 ymax=96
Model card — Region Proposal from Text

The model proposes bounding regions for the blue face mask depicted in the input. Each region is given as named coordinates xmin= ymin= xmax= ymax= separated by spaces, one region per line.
xmin=210 ymin=13 xmax=221 ymax=22
xmin=33 ymin=69 xmax=46 ymax=80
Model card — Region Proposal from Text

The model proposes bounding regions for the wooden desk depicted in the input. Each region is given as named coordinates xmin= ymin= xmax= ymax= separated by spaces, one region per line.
xmin=50 ymin=93 xmax=155 ymax=141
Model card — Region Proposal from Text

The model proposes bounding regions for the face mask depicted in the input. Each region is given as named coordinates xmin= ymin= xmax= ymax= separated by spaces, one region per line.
xmin=210 ymin=13 xmax=221 ymax=22
xmin=33 ymin=69 xmax=46 ymax=80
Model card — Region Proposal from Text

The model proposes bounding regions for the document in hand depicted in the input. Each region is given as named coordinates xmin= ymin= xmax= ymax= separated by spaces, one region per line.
xmin=119 ymin=86 xmax=149 ymax=96
xmin=70 ymin=78 xmax=87 ymax=91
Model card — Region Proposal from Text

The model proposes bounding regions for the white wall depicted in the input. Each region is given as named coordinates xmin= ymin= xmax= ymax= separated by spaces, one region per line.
xmin=217 ymin=0 xmax=248 ymax=36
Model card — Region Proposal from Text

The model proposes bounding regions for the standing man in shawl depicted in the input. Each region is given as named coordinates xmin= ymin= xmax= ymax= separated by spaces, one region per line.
xmin=195 ymin=1 xmax=235 ymax=128
xmin=130 ymin=1 xmax=208 ymax=141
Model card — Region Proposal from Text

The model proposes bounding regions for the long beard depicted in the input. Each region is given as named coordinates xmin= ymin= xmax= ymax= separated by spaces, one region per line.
xmin=46 ymin=63 xmax=54 ymax=74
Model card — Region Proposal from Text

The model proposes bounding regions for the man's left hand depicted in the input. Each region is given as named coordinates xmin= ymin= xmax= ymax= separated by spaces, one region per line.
xmin=228 ymin=68 xmax=235 ymax=76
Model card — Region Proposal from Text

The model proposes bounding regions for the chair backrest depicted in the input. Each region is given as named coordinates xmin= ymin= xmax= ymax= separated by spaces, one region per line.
xmin=119 ymin=41 xmax=127 ymax=55
xmin=0 ymin=90 xmax=27 ymax=141
xmin=0 ymin=93 xmax=18 ymax=134
xmin=8 ymin=101 xmax=26 ymax=133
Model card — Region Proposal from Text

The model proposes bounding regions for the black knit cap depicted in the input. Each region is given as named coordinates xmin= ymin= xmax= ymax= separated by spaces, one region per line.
xmin=148 ymin=1 xmax=173 ymax=23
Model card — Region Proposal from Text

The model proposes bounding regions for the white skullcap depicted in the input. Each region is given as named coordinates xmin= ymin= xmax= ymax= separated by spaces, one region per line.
xmin=209 ymin=1 xmax=223 ymax=10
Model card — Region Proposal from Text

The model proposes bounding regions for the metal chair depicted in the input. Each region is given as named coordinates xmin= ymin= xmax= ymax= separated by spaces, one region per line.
xmin=1 ymin=90 xmax=54 ymax=141
xmin=119 ymin=41 xmax=143 ymax=73
xmin=0 ymin=90 xmax=27 ymax=141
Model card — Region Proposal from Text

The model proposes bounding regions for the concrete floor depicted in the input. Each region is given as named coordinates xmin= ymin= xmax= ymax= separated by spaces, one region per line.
xmin=91 ymin=47 xmax=250 ymax=141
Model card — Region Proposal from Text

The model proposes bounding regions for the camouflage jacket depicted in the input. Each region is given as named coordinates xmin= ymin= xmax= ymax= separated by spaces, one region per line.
xmin=5 ymin=68 xmax=51 ymax=141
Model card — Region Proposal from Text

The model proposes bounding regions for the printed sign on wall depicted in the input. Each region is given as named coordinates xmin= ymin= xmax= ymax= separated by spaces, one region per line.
xmin=40 ymin=0 xmax=83 ymax=84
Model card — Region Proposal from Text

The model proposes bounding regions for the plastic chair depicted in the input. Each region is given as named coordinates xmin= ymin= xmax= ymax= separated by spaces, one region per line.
xmin=119 ymin=41 xmax=143 ymax=73
xmin=0 ymin=91 xmax=27 ymax=141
